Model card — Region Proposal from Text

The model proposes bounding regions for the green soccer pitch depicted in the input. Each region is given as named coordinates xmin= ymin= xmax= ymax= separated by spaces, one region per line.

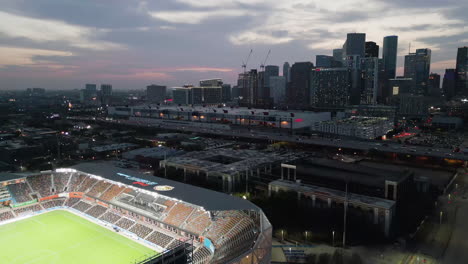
xmin=0 ymin=210 xmax=157 ymax=264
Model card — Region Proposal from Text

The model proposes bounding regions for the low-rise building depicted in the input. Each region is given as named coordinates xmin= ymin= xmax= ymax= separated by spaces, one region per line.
xmin=312 ymin=116 xmax=393 ymax=139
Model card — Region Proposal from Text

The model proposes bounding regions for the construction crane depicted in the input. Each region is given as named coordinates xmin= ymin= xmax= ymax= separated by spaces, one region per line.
xmin=260 ymin=49 xmax=271 ymax=71
xmin=241 ymin=49 xmax=253 ymax=73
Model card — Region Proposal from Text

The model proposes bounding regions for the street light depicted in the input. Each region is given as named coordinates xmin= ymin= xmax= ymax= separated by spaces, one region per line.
xmin=440 ymin=211 xmax=443 ymax=225
xmin=305 ymin=231 xmax=308 ymax=241
xmin=281 ymin=230 xmax=284 ymax=242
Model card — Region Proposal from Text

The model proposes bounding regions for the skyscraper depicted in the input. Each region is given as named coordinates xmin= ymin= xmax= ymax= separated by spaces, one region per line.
xmin=404 ymin=48 xmax=431 ymax=95
xmin=269 ymin=76 xmax=286 ymax=105
xmin=100 ymin=84 xmax=112 ymax=97
xmin=316 ymin=55 xmax=334 ymax=68
xmin=343 ymin=33 xmax=366 ymax=57
xmin=221 ymin=84 xmax=231 ymax=102
xmin=455 ymin=46 xmax=468 ymax=96
xmin=100 ymin=84 xmax=112 ymax=105
xmin=428 ymin=73 xmax=441 ymax=97
xmin=310 ymin=68 xmax=351 ymax=108
xmin=365 ymin=41 xmax=379 ymax=58
xmin=361 ymin=57 xmax=379 ymax=104
xmin=382 ymin=36 xmax=398 ymax=79
xmin=442 ymin=69 xmax=457 ymax=100
xmin=333 ymin=49 xmax=343 ymax=65
xmin=265 ymin=65 xmax=279 ymax=83
xmin=283 ymin=62 xmax=290 ymax=82
xmin=287 ymin=62 xmax=314 ymax=108
xmin=237 ymin=70 xmax=258 ymax=106
xmin=80 ymin=84 xmax=98 ymax=104
xmin=147 ymin=84 xmax=167 ymax=103
xmin=344 ymin=55 xmax=362 ymax=105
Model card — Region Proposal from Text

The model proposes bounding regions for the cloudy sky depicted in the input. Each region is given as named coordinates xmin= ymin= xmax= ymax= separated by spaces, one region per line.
xmin=0 ymin=0 xmax=467 ymax=90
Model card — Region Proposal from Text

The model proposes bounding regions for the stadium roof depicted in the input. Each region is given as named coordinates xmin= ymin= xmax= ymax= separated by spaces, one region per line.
xmin=70 ymin=162 xmax=260 ymax=212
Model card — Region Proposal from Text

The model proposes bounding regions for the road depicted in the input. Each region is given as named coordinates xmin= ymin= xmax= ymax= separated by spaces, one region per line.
xmin=441 ymin=171 xmax=468 ymax=264
xmin=75 ymin=116 xmax=468 ymax=162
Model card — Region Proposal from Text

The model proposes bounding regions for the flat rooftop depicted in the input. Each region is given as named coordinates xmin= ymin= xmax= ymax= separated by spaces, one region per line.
xmin=270 ymin=179 xmax=396 ymax=210
xmin=295 ymin=157 xmax=410 ymax=187
xmin=164 ymin=149 xmax=285 ymax=175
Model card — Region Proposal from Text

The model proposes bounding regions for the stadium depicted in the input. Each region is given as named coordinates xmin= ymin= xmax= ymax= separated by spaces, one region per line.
xmin=0 ymin=162 xmax=272 ymax=264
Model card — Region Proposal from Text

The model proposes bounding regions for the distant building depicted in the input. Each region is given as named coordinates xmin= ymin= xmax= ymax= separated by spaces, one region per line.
xmin=398 ymin=94 xmax=428 ymax=118
xmin=237 ymin=70 xmax=258 ymax=106
xmin=360 ymin=57 xmax=379 ymax=105
xmin=200 ymin=79 xmax=223 ymax=87
xmin=365 ymin=41 xmax=379 ymax=58
xmin=404 ymin=48 xmax=431 ymax=95
xmin=316 ymin=55 xmax=334 ymax=68
xmin=80 ymin=84 xmax=98 ymax=104
xmin=221 ymin=84 xmax=231 ymax=102
xmin=100 ymin=84 xmax=112 ymax=105
xmin=172 ymin=86 xmax=222 ymax=105
xmin=345 ymin=105 xmax=397 ymax=121
xmin=287 ymin=62 xmax=314 ymax=108
xmin=269 ymin=76 xmax=286 ymax=105
xmin=198 ymin=87 xmax=222 ymax=104
xmin=442 ymin=69 xmax=457 ymax=100
xmin=388 ymin=77 xmax=413 ymax=96
xmin=343 ymin=33 xmax=366 ymax=57
xmin=428 ymin=73 xmax=441 ymax=98
xmin=231 ymin=86 xmax=242 ymax=100
xmin=312 ymin=116 xmax=393 ymax=139
xmin=456 ymin=46 xmax=468 ymax=96
xmin=259 ymin=65 xmax=279 ymax=104
xmin=344 ymin=55 xmax=362 ymax=105
xmin=333 ymin=49 xmax=343 ymax=66
xmin=310 ymin=68 xmax=350 ymax=108
xmin=283 ymin=62 xmax=290 ymax=82
xmin=146 ymin=84 xmax=166 ymax=103
xmin=172 ymin=87 xmax=192 ymax=105
xmin=382 ymin=36 xmax=398 ymax=80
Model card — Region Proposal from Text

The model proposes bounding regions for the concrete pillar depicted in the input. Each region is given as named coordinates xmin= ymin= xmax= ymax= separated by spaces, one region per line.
xmin=327 ymin=198 xmax=332 ymax=208
xmin=294 ymin=168 xmax=297 ymax=181
xmin=227 ymin=176 xmax=233 ymax=193
xmin=384 ymin=209 xmax=391 ymax=237
xmin=269 ymin=164 xmax=272 ymax=173
xmin=373 ymin=208 xmax=379 ymax=225
xmin=312 ymin=195 xmax=316 ymax=207
xmin=287 ymin=168 xmax=290 ymax=180
xmin=257 ymin=168 xmax=260 ymax=177
xmin=222 ymin=175 xmax=226 ymax=192
xmin=281 ymin=167 xmax=284 ymax=180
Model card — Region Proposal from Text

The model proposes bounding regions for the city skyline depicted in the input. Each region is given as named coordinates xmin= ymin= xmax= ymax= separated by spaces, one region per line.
xmin=0 ymin=0 xmax=467 ymax=90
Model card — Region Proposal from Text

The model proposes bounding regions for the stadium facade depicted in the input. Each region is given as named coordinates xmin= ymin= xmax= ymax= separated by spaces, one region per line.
xmin=0 ymin=162 xmax=272 ymax=264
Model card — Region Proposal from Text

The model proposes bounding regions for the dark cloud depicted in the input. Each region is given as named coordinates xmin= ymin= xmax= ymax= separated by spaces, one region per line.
xmin=0 ymin=0 xmax=467 ymax=90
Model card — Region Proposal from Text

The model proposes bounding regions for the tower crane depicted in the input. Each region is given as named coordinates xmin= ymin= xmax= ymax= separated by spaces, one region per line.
xmin=260 ymin=49 xmax=271 ymax=71
xmin=241 ymin=49 xmax=253 ymax=73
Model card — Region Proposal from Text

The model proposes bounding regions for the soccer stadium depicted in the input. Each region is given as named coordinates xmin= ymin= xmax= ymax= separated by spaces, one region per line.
xmin=0 ymin=162 xmax=272 ymax=264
